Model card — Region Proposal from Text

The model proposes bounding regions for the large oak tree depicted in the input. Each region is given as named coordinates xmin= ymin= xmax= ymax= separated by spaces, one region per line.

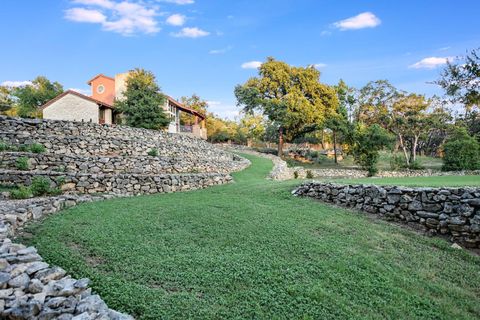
xmin=235 ymin=57 xmax=338 ymax=156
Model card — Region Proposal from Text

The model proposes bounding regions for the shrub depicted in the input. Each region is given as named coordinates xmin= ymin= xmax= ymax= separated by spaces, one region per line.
xmin=306 ymin=170 xmax=314 ymax=179
xmin=10 ymin=186 xmax=32 ymax=199
xmin=389 ymin=155 xmax=405 ymax=171
xmin=15 ymin=157 xmax=29 ymax=171
xmin=408 ymin=160 xmax=424 ymax=170
xmin=293 ymin=171 xmax=299 ymax=179
xmin=351 ymin=125 xmax=394 ymax=176
xmin=18 ymin=144 xmax=29 ymax=152
xmin=0 ymin=142 xmax=11 ymax=152
xmin=30 ymin=177 xmax=51 ymax=196
xmin=443 ymin=135 xmax=480 ymax=171
xmin=147 ymin=148 xmax=158 ymax=157
xmin=29 ymin=143 xmax=46 ymax=153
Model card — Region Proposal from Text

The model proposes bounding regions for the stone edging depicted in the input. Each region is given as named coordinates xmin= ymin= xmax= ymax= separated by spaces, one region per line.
xmin=0 ymin=194 xmax=134 ymax=319
xmin=293 ymin=182 xmax=480 ymax=247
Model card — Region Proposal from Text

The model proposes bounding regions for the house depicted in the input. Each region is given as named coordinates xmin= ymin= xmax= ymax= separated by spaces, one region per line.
xmin=41 ymin=72 xmax=207 ymax=139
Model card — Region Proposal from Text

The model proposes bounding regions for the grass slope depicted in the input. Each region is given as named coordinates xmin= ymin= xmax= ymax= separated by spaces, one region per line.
xmin=23 ymin=154 xmax=480 ymax=319
xmin=323 ymin=175 xmax=480 ymax=187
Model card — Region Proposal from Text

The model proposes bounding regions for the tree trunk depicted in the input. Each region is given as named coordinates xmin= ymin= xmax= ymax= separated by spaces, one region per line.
xmin=398 ymin=134 xmax=410 ymax=166
xmin=278 ymin=127 xmax=284 ymax=157
xmin=409 ymin=135 xmax=419 ymax=164
xmin=247 ymin=138 xmax=252 ymax=148
xmin=333 ymin=130 xmax=338 ymax=164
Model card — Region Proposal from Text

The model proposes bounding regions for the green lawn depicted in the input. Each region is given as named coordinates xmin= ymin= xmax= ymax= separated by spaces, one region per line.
xmin=22 ymin=154 xmax=480 ymax=319
xmin=286 ymin=151 xmax=444 ymax=171
xmin=322 ymin=175 xmax=480 ymax=187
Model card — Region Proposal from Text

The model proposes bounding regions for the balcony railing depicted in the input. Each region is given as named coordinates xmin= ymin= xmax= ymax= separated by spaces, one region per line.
xmin=180 ymin=125 xmax=193 ymax=133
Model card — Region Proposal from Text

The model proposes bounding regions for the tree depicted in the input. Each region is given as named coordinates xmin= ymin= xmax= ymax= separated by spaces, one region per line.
xmin=389 ymin=93 xmax=430 ymax=166
xmin=357 ymin=80 xmax=400 ymax=126
xmin=115 ymin=68 xmax=170 ymax=130
xmin=436 ymin=48 xmax=480 ymax=113
xmin=442 ymin=127 xmax=480 ymax=171
xmin=351 ymin=124 xmax=393 ymax=176
xmin=205 ymin=113 xmax=239 ymax=143
xmin=237 ymin=113 xmax=265 ymax=147
xmin=235 ymin=57 xmax=338 ymax=156
xmin=326 ymin=80 xmax=354 ymax=164
xmin=180 ymin=94 xmax=208 ymax=125
xmin=13 ymin=76 xmax=63 ymax=118
xmin=0 ymin=86 xmax=14 ymax=114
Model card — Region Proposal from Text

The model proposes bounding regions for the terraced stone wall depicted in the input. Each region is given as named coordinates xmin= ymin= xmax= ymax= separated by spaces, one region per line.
xmin=293 ymin=182 xmax=480 ymax=247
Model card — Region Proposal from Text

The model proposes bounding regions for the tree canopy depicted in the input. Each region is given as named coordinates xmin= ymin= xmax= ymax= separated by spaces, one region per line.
xmin=13 ymin=76 xmax=63 ymax=118
xmin=235 ymin=57 xmax=338 ymax=155
xmin=115 ymin=68 xmax=170 ymax=130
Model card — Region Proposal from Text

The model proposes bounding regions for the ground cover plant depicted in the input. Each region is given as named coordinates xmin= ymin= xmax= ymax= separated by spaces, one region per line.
xmin=22 ymin=154 xmax=480 ymax=319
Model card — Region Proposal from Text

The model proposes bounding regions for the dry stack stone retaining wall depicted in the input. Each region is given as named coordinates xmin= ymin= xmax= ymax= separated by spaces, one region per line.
xmin=293 ymin=182 xmax=480 ymax=247
xmin=0 ymin=116 xmax=252 ymax=319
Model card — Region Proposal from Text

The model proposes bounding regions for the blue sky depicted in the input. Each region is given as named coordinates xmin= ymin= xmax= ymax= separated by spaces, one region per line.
xmin=1 ymin=0 xmax=479 ymax=119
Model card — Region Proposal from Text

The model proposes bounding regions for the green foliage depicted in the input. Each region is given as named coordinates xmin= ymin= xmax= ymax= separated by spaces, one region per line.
xmin=147 ymin=148 xmax=158 ymax=157
xmin=29 ymin=143 xmax=46 ymax=153
xmin=13 ymin=76 xmax=63 ymax=118
xmin=179 ymin=94 xmax=208 ymax=125
xmin=442 ymin=129 xmax=480 ymax=171
xmin=0 ymin=141 xmax=11 ymax=152
xmin=389 ymin=154 xmax=405 ymax=171
xmin=0 ymin=86 xmax=14 ymax=114
xmin=235 ymin=57 xmax=339 ymax=154
xmin=10 ymin=186 xmax=32 ymax=199
xmin=351 ymin=124 xmax=394 ymax=176
xmin=436 ymin=48 xmax=480 ymax=110
xmin=15 ymin=157 xmax=29 ymax=171
xmin=293 ymin=171 xmax=299 ymax=179
xmin=23 ymin=154 xmax=480 ymax=319
xmin=306 ymin=170 xmax=314 ymax=179
xmin=115 ymin=68 xmax=170 ymax=130
xmin=30 ymin=176 xmax=52 ymax=196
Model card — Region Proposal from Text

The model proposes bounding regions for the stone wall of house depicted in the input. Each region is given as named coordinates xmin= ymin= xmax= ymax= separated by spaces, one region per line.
xmin=0 ymin=152 xmax=248 ymax=175
xmin=42 ymin=93 xmax=100 ymax=124
xmin=293 ymin=182 xmax=480 ymax=247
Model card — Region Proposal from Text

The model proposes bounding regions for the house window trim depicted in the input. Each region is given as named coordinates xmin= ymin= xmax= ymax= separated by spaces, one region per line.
xmin=97 ymin=84 xmax=105 ymax=94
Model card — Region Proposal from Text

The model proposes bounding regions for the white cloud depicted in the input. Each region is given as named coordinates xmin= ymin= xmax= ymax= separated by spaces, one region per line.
xmin=209 ymin=46 xmax=232 ymax=54
xmin=166 ymin=14 xmax=186 ymax=26
xmin=206 ymin=100 xmax=221 ymax=106
xmin=333 ymin=12 xmax=381 ymax=30
xmin=65 ymin=1 xmax=160 ymax=36
xmin=241 ymin=61 xmax=262 ymax=69
xmin=1 ymin=80 xmax=32 ymax=87
xmin=160 ymin=0 xmax=194 ymax=4
xmin=320 ymin=30 xmax=331 ymax=36
xmin=65 ymin=8 xmax=106 ymax=23
xmin=172 ymin=27 xmax=209 ymax=38
xmin=72 ymin=0 xmax=114 ymax=8
xmin=313 ymin=63 xmax=327 ymax=69
xmin=69 ymin=88 xmax=91 ymax=95
xmin=409 ymin=56 xmax=454 ymax=69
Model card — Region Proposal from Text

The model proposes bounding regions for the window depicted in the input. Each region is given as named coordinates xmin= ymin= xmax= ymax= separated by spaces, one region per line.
xmin=97 ymin=84 xmax=105 ymax=94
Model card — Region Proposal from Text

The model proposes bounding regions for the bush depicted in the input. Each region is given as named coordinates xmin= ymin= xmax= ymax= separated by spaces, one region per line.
xmin=352 ymin=124 xmax=394 ymax=176
xmin=30 ymin=177 xmax=51 ymax=196
xmin=443 ymin=136 xmax=480 ymax=171
xmin=10 ymin=186 xmax=32 ymax=199
xmin=18 ymin=144 xmax=29 ymax=152
xmin=293 ymin=171 xmax=299 ymax=179
xmin=29 ymin=143 xmax=46 ymax=153
xmin=306 ymin=170 xmax=314 ymax=179
xmin=389 ymin=155 xmax=405 ymax=171
xmin=409 ymin=160 xmax=424 ymax=170
xmin=15 ymin=157 xmax=29 ymax=171
xmin=147 ymin=148 xmax=158 ymax=157
xmin=0 ymin=142 xmax=11 ymax=152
